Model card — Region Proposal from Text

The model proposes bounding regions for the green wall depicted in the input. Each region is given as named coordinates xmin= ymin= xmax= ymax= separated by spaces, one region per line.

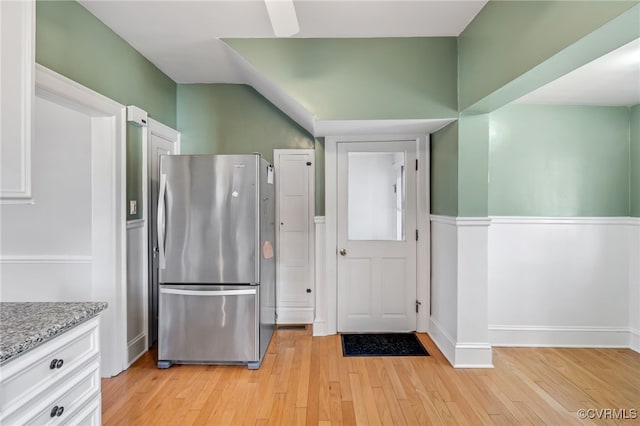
xmin=126 ymin=124 xmax=143 ymax=220
xmin=632 ymin=105 xmax=640 ymax=217
xmin=458 ymin=114 xmax=490 ymax=216
xmin=430 ymin=123 xmax=458 ymax=216
xmin=458 ymin=1 xmax=638 ymax=112
xmin=225 ymin=38 xmax=458 ymax=120
xmin=177 ymin=84 xmax=314 ymax=162
xmin=314 ymin=138 xmax=326 ymax=216
xmin=37 ymin=1 xmax=178 ymax=220
xmin=489 ymin=105 xmax=630 ymax=217
xmin=36 ymin=1 xmax=176 ymax=127
xmin=176 ymin=84 xmax=324 ymax=213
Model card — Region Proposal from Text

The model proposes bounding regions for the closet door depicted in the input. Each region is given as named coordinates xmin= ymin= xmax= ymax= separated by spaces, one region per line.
xmin=275 ymin=149 xmax=315 ymax=324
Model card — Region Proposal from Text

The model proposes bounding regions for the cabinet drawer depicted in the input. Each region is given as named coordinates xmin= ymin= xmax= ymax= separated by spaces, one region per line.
xmin=0 ymin=317 xmax=99 ymax=415
xmin=4 ymin=361 xmax=100 ymax=426
xmin=64 ymin=392 xmax=101 ymax=426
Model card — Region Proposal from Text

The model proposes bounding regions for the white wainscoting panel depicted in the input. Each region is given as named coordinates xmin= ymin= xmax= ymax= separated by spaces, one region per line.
xmin=313 ymin=217 xmax=327 ymax=336
xmin=488 ymin=217 xmax=633 ymax=348
xmin=456 ymin=218 xmax=492 ymax=367
xmin=126 ymin=220 xmax=147 ymax=365
xmin=429 ymin=215 xmax=493 ymax=368
xmin=429 ymin=216 xmax=458 ymax=344
xmin=0 ymin=258 xmax=92 ymax=301
xmin=630 ymin=218 xmax=640 ymax=352
xmin=0 ymin=96 xmax=93 ymax=302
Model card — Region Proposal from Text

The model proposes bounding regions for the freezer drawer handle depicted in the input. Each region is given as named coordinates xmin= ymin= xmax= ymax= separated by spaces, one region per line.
xmin=160 ymin=288 xmax=257 ymax=297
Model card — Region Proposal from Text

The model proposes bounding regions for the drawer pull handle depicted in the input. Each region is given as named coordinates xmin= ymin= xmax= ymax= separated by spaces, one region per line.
xmin=49 ymin=406 xmax=65 ymax=417
xmin=49 ymin=358 xmax=64 ymax=369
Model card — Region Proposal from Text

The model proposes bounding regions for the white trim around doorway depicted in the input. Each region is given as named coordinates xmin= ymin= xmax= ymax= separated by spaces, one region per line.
xmin=316 ymin=134 xmax=430 ymax=336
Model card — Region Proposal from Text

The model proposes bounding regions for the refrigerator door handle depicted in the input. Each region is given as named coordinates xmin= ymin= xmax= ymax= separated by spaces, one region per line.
xmin=157 ymin=173 xmax=167 ymax=269
xmin=160 ymin=288 xmax=257 ymax=297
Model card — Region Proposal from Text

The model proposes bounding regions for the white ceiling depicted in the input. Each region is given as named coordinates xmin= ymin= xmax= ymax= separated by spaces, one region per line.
xmin=79 ymin=1 xmax=639 ymax=108
xmin=515 ymin=38 xmax=640 ymax=107
xmin=79 ymin=0 xmax=488 ymax=83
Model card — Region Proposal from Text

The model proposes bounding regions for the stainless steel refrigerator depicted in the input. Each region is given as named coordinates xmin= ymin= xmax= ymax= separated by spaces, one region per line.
xmin=156 ymin=154 xmax=275 ymax=369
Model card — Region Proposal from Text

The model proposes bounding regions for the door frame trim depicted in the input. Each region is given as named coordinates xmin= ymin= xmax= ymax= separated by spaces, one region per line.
xmin=324 ymin=134 xmax=430 ymax=335
xmin=146 ymin=119 xmax=180 ymax=347
xmin=274 ymin=149 xmax=316 ymax=324
xmin=35 ymin=64 xmax=127 ymax=376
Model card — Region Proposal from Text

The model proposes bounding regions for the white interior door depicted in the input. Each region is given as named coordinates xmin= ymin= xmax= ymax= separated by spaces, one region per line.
xmin=148 ymin=120 xmax=179 ymax=344
xmin=275 ymin=149 xmax=315 ymax=324
xmin=337 ymin=141 xmax=417 ymax=332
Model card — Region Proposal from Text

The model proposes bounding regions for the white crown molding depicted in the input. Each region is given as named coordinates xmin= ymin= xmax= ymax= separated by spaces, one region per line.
xmin=490 ymin=216 xmax=637 ymax=225
xmin=431 ymin=215 xmax=639 ymax=226
xmin=456 ymin=217 xmax=491 ymax=227
xmin=35 ymin=64 xmax=123 ymax=116
xmin=0 ymin=255 xmax=93 ymax=264
xmin=429 ymin=215 xmax=458 ymax=226
xmin=429 ymin=215 xmax=491 ymax=227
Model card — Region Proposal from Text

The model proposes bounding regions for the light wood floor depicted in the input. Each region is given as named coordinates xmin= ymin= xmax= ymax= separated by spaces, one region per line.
xmin=102 ymin=328 xmax=640 ymax=425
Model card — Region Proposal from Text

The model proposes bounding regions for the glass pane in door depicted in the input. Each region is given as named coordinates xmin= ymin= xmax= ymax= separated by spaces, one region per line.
xmin=347 ymin=151 xmax=405 ymax=241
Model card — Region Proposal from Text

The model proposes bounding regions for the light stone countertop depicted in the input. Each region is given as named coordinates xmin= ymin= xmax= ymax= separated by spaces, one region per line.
xmin=0 ymin=302 xmax=107 ymax=365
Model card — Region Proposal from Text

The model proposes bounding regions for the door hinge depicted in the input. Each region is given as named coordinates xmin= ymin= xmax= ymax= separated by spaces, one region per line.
xmin=415 ymin=229 xmax=419 ymax=241
xmin=416 ymin=300 xmax=422 ymax=313
xmin=415 ymin=159 xmax=419 ymax=171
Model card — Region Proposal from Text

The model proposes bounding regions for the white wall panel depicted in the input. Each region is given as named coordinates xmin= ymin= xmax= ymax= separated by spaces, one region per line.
xmin=0 ymin=261 xmax=92 ymax=301
xmin=629 ymin=219 xmax=640 ymax=352
xmin=430 ymin=218 xmax=458 ymax=343
xmin=1 ymin=96 xmax=93 ymax=303
xmin=489 ymin=218 xmax=632 ymax=347
xmin=313 ymin=217 xmax=327 ymax=335
xmin=1 ymin=96 xmax=91 ymax=255
xmin=126 ymin=221 xmax=146 ymax=364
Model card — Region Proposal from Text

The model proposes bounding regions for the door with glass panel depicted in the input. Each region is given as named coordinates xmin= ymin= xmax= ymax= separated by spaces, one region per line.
xmin=337 ymin=141 xmax=417 ymax=332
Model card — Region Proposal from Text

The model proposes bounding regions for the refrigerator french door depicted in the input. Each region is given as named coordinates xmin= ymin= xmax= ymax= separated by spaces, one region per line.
xmin=156 ymin=154 xmax=275 ymax=369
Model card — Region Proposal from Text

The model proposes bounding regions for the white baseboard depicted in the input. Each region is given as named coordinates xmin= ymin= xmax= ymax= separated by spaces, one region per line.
xmin=454 ymin=343 xmax=493 ymax=368
xmin=489 ymin=325 xmax=632 ymax=348
xmin=428 ymin=318 xmax=493 ymax=368
xmin=428 ymin=318 xmax=456 ymax=364
xmin=127 ymin=332 xmax=147 ymax=367
xmin=277 ymin=308 xmax=314 ymax=325
xmin=312 ymin=319 xmax=328 ymax=336
xmin=629 ymin=328 xmax=639 ymax=353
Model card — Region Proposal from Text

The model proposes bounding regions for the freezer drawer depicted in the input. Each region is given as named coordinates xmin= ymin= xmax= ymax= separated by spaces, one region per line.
xmin=158 ymin=285 xmax=259 ymax=365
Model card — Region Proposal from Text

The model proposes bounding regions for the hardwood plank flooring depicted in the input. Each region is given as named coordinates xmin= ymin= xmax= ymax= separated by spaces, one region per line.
xmin=102 ymin=329 xmax=640 ymax=425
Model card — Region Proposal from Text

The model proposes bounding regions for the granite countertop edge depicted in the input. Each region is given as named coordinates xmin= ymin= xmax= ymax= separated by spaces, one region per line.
xmin=0 ymin=302 xmax=108 ymax=365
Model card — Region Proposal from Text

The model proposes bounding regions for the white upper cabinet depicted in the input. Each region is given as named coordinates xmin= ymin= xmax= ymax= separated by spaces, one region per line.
xmin=1 ymin=0 xmax=34 ymax=202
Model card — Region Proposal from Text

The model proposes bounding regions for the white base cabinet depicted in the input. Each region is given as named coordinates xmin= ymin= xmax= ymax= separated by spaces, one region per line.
xmin=0 ymin=317 xmax=102 ymax=425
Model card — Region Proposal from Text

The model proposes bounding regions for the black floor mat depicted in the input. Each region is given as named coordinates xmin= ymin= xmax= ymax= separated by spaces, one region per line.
xmin=341 ymin=333 xmax=429 ymax=357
